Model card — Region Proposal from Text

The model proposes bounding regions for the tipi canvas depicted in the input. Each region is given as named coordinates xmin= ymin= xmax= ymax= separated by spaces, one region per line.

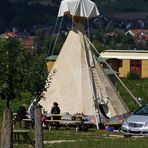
xmin=40 ymin=26 xmax=96 ymax=115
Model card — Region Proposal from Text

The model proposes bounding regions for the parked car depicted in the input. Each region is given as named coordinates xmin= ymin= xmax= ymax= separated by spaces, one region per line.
xmin=121 ymin=104 xmax=148 ymax=136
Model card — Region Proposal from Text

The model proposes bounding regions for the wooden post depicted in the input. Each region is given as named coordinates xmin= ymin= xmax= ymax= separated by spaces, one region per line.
xmin=1 ymin=108 xmax=13 ymax=148
xmin=35 ymin=105 xmax=43 ymax=148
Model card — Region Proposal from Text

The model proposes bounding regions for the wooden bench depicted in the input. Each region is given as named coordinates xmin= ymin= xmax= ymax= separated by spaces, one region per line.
xmin=22 ymin=118 xmax=34 ymax=128
xmin=23 ymin=118 xmax=32 ymax=123
xmin=13 ymin=113 xmax=31 ymax=128
xmin=13 ymin=130 xmax=34 ymax=147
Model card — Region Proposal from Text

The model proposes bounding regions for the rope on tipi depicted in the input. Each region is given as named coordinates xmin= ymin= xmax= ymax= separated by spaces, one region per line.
xmin=87 ymin=18 xmax=90 ymax=40
xmin=51 ymin=16 xmax=64 ymax=55
xmin=47 ymin=16 xmax=64 ymax=56
xmin=47 ymin=17 xmax=59 ymax=56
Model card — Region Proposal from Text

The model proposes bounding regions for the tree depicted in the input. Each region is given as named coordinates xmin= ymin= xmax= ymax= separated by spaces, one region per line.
xmin=92 ymin=40 xmax=105 ymax=53
xmin=109 ymin=38 xmax=116 ymax=49
xmin=94 ymin=28 xmax=104 ymax=43
xmin=0 ymin=38 xmax=48 ymax=147
xmin=105 ymin=21 xmax=115 ymax=33
xmin=24 ymin=52 xmax=48 ymax=102
xmin=34 ymin=29 xmax=51 ymax=55
xmin=122 ymin=34 xmax=134 ymax=44
xmin=0 ymin=38 xmax=26 ymax=148
xmin=0 ymin=38 xmax=25 ymax=108
xmin=26 ymin=36 xmax=49 ymax=148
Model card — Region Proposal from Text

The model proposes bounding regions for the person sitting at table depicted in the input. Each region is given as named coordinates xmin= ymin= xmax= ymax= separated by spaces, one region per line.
xmin=14 ymin=105 xmax=28 ymax=128
xmin=41 ymin=115 xmax=47 ymax=127
xmin=51 ymin=102 xmax=61 ymax=128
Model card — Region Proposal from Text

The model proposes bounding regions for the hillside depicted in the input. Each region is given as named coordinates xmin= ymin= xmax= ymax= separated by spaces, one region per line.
xmin=10 ymin=0 xmax=148 ymax=13
xmin=98 ymin=0 xmax=148 ymax=13
xmin=0 ymin=0 xmax=148 ymax=33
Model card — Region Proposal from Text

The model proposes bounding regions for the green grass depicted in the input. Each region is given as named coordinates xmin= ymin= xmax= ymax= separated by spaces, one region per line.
xmin=117 ymin=78 xmax=148 ymax=111
xmin=12 ymin=129 xmax=148 ymax=148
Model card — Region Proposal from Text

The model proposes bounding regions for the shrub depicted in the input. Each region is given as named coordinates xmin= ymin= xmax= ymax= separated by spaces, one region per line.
xmin=126 ymin=71 xmax=140 ymax=80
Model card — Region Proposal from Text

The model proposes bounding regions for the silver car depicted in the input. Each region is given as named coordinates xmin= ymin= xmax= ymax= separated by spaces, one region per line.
xmin=121 ymin=104 xmax=148 ymax=136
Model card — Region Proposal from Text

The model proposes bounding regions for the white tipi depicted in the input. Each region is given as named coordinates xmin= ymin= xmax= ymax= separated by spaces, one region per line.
xmin=39 ymin=0 xmax=128 ymax=121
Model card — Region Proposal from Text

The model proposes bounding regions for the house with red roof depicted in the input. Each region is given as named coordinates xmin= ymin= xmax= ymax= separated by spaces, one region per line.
xmin=22 ymin=38 xmax=34 ymax=54
xmin=0 ymin=32 xmax=17 ymax=39
xmin=126 ymin=29 xmax=148 ymax=41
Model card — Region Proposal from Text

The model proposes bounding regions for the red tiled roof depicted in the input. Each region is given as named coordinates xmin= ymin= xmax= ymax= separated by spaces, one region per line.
xmin=143 ymin=34 xmax=148 ymax=40
xmin=129 ymin=29 xmax=148 ymax=35
xmin=23 ymin=39 xmax=34 ymax=46
xmin=4 ymin=32 xmax=17 ymax=38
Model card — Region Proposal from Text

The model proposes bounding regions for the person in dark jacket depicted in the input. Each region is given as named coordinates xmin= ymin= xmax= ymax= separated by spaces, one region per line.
xmin=51 ymin=102 xmax=60 ymax=116
xmin=51 ymin=102 xmax=61 ymax=128
xmin=14 ymin=105 xmax=28 ymax=128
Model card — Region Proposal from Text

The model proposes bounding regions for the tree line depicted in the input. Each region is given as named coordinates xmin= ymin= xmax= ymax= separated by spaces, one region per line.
xmin=0 ymin=0 xmax=58 ymax=33
xmin=0 ymin=0 xmax=148 ymax=34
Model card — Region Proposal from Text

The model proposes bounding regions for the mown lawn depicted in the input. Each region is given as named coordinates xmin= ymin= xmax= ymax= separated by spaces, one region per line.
xmin=13 ymin=129 xmax=148 ymax=148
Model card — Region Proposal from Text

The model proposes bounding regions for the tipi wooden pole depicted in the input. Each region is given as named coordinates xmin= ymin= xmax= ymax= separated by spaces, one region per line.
xmin=82 ymin=34 xmax=100 ymax=130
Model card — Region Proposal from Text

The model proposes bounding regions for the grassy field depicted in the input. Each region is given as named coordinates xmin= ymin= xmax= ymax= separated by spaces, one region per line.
xmin=12 ymin=129 xmax=148 ymax=148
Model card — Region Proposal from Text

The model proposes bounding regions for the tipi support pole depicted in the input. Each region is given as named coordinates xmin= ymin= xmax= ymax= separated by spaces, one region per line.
xmin=85 ymin=36 xmax=142 ymax=107
xmin=84 ymin=37 xmax=99 ymax=130
xmin=94 ymin=109 xmax=99 ymax=130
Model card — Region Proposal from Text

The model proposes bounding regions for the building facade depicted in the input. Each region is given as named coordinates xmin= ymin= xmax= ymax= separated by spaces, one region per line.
xmin=100 ymin=50 xmax=148 ymax=78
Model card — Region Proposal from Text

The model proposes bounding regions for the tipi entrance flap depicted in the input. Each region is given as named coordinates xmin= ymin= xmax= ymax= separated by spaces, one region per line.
xmin=92 ymin=59 xmax=128 ymax=117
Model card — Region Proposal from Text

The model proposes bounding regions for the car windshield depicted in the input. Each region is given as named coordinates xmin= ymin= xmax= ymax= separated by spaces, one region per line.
xmin=134 ymin=104 xmax=148 ymax=115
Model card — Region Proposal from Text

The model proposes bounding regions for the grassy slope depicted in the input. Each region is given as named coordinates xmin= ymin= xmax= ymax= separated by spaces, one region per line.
xmin=117 ymin=78 xmax=148 ymax=111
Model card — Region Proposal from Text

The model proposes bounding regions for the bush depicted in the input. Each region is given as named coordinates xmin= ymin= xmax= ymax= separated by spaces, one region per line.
xmin=126 ymin=72 xmax=140 ymax=80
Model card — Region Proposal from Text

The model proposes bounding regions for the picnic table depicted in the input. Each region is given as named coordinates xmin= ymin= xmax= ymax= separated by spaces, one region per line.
xmin=13 ymin=129 xmax=34 ymax=147
xmin=13 ymin=113 xmax=31 ymax=128
xmin=23 ymin=118 xmax=32 ymax=123
xmin=21 ymin=114 xmax=91 ymax=131
xmin=45 ymin=119 xmax=82 ymax=131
